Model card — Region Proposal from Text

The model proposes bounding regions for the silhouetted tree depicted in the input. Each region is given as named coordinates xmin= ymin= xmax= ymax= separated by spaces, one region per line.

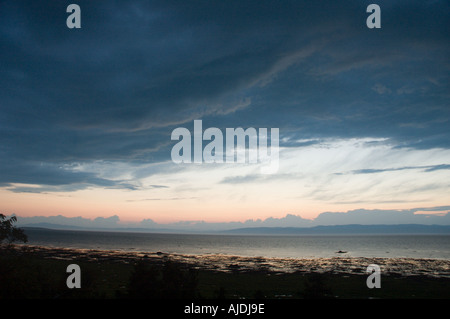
xmin=0 ymin=214 xmax=28 ymax=245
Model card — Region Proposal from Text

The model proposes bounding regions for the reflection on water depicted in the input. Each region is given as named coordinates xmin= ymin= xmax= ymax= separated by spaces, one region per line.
xmin=10 ymin=243 xmax=450 ymax=278
xmin=23 ymin=228 xmax=450 ymax=259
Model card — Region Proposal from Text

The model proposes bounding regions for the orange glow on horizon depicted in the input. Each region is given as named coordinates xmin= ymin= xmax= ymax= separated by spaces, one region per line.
xmin=1 ymin=184 xmax=447 ymax=225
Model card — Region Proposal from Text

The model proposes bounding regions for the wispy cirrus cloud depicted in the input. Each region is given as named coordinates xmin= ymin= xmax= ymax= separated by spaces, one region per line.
xmin=336 ymin=164 xmax=450 ymax=175
xmin=0 ymin=0 xmax=449 ymax=223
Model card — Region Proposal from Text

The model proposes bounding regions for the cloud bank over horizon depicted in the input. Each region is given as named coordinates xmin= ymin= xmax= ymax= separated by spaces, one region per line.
xmin=13 ymin=206 xmax=450 ymax=231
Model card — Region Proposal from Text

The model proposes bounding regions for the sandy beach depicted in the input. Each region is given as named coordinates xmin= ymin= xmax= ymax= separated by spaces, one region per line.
xmin=2 ymin=243 xmax=450 ymax=299
xmin=10 ymin=244 xmax=450 ymax=278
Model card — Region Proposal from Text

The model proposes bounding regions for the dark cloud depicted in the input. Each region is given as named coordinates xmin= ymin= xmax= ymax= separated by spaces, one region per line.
xmin=0 ymin=160 xmax=140 ymax=192
xmin=1 ymin=0 xmax=449 ymax=190
xmin=336 ymin=164 xmax=450 ymax=175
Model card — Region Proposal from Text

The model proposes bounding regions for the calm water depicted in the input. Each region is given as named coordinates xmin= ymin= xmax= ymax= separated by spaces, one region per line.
xmin=22 ymin=228 xmax=450 ymax=259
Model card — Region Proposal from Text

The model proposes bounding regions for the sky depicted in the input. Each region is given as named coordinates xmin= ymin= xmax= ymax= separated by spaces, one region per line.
xmin=1 ymin=0 xmax=449 ymax=226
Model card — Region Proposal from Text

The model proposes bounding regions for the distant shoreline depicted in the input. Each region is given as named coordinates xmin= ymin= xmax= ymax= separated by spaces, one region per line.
xmin=20 ymin=223 xmax=450 ymax=235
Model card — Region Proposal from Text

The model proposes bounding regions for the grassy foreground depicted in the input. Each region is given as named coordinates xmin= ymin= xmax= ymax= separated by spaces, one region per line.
xmin=1 ymin=245 xmax=449 ymax=299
